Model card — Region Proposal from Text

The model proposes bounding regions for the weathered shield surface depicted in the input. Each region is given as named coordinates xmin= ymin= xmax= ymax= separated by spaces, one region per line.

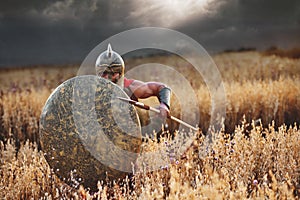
xmin=39 ymin=75 xmax=142 ymax=191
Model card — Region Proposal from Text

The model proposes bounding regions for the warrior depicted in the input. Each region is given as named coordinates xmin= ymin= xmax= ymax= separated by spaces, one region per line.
xmin=95 ymin=44 xmax=171 ymax=119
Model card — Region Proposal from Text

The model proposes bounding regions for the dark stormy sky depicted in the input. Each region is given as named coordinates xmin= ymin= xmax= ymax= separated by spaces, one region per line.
xmin=0 ymin=0 xmax=299 ymax=67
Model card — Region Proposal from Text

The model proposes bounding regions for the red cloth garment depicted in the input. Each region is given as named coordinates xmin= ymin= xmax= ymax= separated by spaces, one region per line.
xmin=123 ymin=77 xmax=137 ymax=101
xmin=124 ymin=77 xmax=134 ymax=88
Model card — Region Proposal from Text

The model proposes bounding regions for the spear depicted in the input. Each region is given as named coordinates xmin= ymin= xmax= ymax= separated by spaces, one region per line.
xmin=117 ymin=96 xmax=199 ymax=131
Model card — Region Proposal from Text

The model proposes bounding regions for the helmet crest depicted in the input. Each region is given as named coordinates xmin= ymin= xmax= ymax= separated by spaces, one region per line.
xmin=107 ymin=43 xmax=113 ymax=58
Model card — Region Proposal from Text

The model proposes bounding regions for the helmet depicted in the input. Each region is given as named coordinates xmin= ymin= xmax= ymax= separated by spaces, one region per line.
xmin=95 ymin=44 xmax=125 ymax=86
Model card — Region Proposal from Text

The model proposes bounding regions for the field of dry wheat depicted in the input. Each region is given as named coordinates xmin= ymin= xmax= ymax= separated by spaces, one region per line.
xmin=0 ymin=51 xmax=299 ymax=199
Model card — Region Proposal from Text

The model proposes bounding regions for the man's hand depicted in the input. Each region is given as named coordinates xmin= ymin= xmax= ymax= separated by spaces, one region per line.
xmin=159 ymin=103 xmax=170 ymax=119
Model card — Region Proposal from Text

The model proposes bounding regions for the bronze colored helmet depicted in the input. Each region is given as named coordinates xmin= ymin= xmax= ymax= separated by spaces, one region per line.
xmin=95 ymin=44 xmax=125 ymax=85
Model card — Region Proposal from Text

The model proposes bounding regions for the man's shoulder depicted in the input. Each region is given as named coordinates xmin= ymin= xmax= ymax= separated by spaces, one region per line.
xmin=124 ymin=77 xmax=135 ymax=88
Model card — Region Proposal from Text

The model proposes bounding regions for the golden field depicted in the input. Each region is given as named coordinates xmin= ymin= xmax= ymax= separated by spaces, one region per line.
xmin=0 ymin=51 xmax=299 ymax=199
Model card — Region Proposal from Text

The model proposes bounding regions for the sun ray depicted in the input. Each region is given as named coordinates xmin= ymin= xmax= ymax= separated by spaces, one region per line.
xmin=128 ymin=0 xmax=214 ymax=27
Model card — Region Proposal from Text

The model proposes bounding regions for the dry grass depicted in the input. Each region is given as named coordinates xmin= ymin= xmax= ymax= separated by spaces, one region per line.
xmin=129 ymin=52 xmax=300 ymax=133
xmin=0 ymin=51 xmax=300 ymax=199
xmin=1 ymin=123 xmax=299 ymax=199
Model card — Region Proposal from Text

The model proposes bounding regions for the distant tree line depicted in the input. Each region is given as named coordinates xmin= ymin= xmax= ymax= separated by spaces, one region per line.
xmin=222 ymin=46 xmax=300 ymax=59
xmin=262 ymin=46 xmax=300 ymax=59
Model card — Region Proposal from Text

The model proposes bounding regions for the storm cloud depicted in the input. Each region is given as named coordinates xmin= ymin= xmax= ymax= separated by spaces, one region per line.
xmin=176 ymin=0 xmax=300 ymax=51
xmin=0 ymin=0 xmax=299 ymax=67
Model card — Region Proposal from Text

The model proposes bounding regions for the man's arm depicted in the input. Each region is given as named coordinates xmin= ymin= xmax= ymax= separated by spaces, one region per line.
xmin=128 ymin=80 xmax=171 ymax=118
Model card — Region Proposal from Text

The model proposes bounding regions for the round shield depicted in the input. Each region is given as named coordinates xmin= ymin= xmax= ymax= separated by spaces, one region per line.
xmin=39 ymin=75 xmax=142 ymax=191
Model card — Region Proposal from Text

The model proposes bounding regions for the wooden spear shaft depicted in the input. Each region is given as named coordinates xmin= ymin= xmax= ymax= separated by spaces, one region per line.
xmin=117 ymin=96 xmax=199 ymax=131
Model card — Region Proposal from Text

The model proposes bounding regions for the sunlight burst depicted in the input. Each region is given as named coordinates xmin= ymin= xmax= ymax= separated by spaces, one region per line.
xmin=128 ymin=0 xmax=214 ymax=27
